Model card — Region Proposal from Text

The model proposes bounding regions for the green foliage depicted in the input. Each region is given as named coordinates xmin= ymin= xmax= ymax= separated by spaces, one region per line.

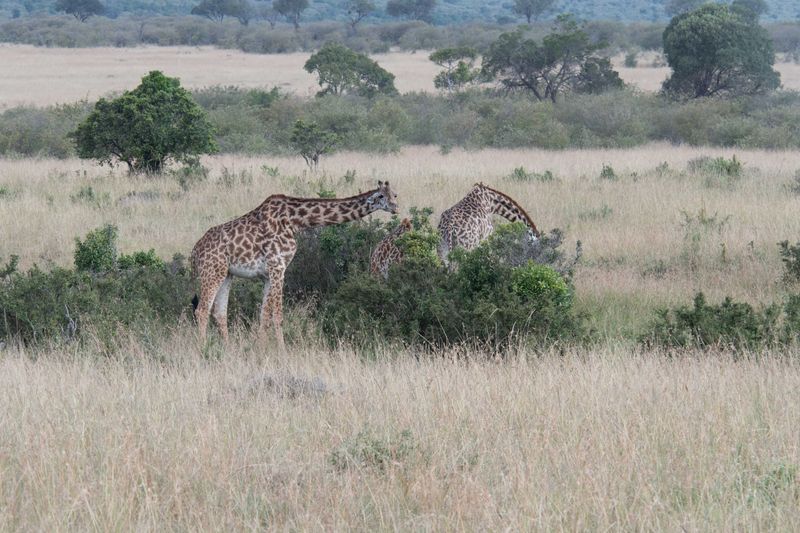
xmin=191 ymin=0 xmax=253 ymax=24
xmin=429 ymin=46 xmax=479 ymax=92
xmin=346 ymin=0 xmax=375 ymax=30
xmin=72 ymin=71 xmax=216 ymax=173
xmin=118 ymin=249 xmax=165 ymax=270
xmin=54 ymin=0 xmax=104 ymax=21
xmin=624 ymin=52 xmax=638 ymax=67
xmin=662 ymin=4 xmax=780 ymax=98
xmin=322 ymin=223 xmax=584 ymax=348
xmin=304 ymin=42 xmax=397 ymax=97
xmin=74 ymin=224 xmax=118 ymax=273
xmin=386 ymin=0 xmax=435 ymax=22
xmin=506 ymin=166 xmax=556 ymax=182
xmin=290 ymin=119 xmax=339 ymax=169
xmin=778 ymin=240 xmax=800 ymax=283
xmin=329 ymin=428 xmax=418 ymax=472
xmin=641 ymin=292 xmax=791 ymax=350
xmin=599 ymin=163 xmax=618 ymax=180
xmin=511 ymin=0 xmax=555 ymax=23
xmin=483 ymin=16 xmax=623 ymax=102
xmin=273 ymin=0 xmax=309 ymax=28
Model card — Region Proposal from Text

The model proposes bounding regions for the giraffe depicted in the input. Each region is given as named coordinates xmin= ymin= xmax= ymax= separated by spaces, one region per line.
xmin=190 ymin=180 xmax=399 ymax=348
xmin=370 ymin=218 xmax=412 ymax=279
xmin=437 ymin=183 xmax=541 ymax=265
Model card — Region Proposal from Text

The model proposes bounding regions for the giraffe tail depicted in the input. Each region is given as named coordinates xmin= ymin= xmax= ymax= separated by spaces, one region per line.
xmin=191 ymin=294 xmax=199 ymax=311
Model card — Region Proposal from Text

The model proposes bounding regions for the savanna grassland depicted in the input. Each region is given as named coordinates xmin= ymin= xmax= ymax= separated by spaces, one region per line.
xmin=2 ymin=44 xmax=800 ymax=108
xmin=2 ymin=41 xmax=800 ymax=529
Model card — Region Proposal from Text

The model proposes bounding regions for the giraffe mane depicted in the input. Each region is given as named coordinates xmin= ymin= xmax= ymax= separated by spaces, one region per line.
xmin=480 ymin=184 xmax=541 ymax=236
xmin=265 ymin=189 xmax=378 ymax=203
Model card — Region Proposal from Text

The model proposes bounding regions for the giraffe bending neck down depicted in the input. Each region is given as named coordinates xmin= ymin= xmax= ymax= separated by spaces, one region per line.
xmin=370 ymin=218 xmax=412 ymax=279
xmin=437 ymin=182 xmax=540 ymax=265
xmin=191 ymin=180 xmax=399 ymax=348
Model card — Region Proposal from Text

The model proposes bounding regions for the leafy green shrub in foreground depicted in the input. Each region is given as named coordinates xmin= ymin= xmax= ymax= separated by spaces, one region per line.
xmin=641 ymin=292 xmax=800 ymax=351
xmin=321 ymin=223 xmax=584 ymax=348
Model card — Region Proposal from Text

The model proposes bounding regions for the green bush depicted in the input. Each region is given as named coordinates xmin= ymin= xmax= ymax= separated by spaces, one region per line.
xmin=321 ymin=223 xmax=584 ymax=348
xmin=640 ymin=292 xmax=800 ymax=351
xmin=74 ymin=224 xmax=118 ymax=273
xmin=778 ymin=240 xmax=800 ymax=283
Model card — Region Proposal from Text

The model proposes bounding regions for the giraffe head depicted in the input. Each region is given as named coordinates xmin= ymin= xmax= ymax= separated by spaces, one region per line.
xmin=368 ymin=180 xmax=399 ymax=214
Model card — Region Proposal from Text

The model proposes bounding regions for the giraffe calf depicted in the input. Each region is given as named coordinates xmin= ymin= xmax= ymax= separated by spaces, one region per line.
xmin=370 ymin=218 xmax=412 ymax=279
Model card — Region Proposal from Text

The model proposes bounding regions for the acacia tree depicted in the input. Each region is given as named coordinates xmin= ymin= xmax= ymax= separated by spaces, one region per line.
xmin=273 ymin=0 xmax=308 ymax=29
xmin=483 ymin=15 xmax=623 ymax=102
xmin=512 ymin=0 xmax=556 ymax=24
xmin=386 ymin=0 xmax=435 ymax=22
xmin=347 ymin=0 xmax=375 ymax=32
xmin=304 ymin=42 xmax=398 ymax=97
xmin=192 ymin=0 xmax=253 ymax=23
xmin=55 ymin=0 xmax=105 ymax=21
xmin=290 ymin=120 xmax=338 ymax=170
xmin=662 ymin=3 xmax=780 ymax=98
xmin=72 ymin=71 xmax=216 ymax=174
xmin=429 ymin=47 xmax=480 ymax=92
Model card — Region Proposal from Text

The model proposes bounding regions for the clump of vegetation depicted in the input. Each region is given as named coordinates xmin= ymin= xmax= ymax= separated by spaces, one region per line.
xmin=506 ymin=167 xmax=556 ymax=182
xmin=290 ymin=119 xmax=339 ymax=170
xmin=599 ymin=164 xmax=618 ymax=180
xmin=71 ymin=71 xmax=217 ymax=174
xmin=329 ymin=428 xmax=419 ymax=472
xmin=778 ymin=240 xmax=800 ymax=283
xmin=662 ymin=4 xmax=780 ymax=98
xmin=321 ymin=222 xmax=584 ymax=348
xmin=304 ymin=42 xmax=397 ymax=98
xmin=641 ymin=292 xmax=800 ymax=351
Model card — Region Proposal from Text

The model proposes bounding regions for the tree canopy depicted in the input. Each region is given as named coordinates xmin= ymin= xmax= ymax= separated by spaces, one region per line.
xmin=304 ymin=42 xmax=398 ymax=97
xmin=346 ymin=0 xmax=375 ymax=30
xmin=511 ymin=0 xmax=556 ymax=24
xmin=482 ymin=15 xmax=624 ymax=102
xmin=54 ymin=0 xmax=105 ymax=21
xmin=662 ymin=3 xmax=780 ymax=98
xmin=72 ymin=71 xmax=216 ymax=174
xmin=429 ymin=47 xmax=480 ymax=92
xmin=273 ymin=0 xmax=309 ymax=29
xmin=190 ymin=0 xmax=253 ymax=23
xmin=385 ymin=0 xmax=435 ymax=22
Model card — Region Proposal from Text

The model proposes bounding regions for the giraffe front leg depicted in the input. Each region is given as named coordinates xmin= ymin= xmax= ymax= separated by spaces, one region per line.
xmin=267 ymin=267 xmax=286 ymax=352
xmin=195 ymin=273 xmax=226 ymax=344
xmin=258 ymin=277 xmax=273 ymax=343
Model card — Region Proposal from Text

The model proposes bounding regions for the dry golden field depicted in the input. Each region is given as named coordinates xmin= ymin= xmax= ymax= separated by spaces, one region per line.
xmin=1 ymin=44 xmax=800 ymax=108
xmin=2 ymin=333 xmax=800 ymax=530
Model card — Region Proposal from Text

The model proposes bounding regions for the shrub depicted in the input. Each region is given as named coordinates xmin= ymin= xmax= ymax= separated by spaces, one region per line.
xmin=74 ymin=224 xmax=118 ymax=273
xmin=778 ymin=240 xmax=800 ymax=283
xmin=329 ymin=428 xmax=418 ymax=472
xmin=642 ymin=292 xmax=781 ymax=351
xmin=321 ymin=222 xmax=584 ymax=348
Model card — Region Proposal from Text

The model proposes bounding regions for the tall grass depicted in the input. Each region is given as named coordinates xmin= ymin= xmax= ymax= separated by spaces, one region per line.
xmin=1 ymin=331 xmax=799 ymax=530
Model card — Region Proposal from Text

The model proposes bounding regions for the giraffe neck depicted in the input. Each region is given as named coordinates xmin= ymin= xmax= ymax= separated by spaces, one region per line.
xmin=268 ymin=190 xmax=381 ymax=230
xmin=481 ymin=187 xmax=540 ymax=236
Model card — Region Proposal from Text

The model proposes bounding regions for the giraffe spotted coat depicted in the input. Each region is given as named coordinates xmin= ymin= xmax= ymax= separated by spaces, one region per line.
xmin=191 ymin=180 xmax=399 ymax=347
xmin=437 ymin=183 xmax=540 ymax=265
xmin=370 ymin=218 xmax=412 ymax=279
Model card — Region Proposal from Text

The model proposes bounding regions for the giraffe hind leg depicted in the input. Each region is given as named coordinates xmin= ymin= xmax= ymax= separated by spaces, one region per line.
xmin=195 ymin=268 xmax=228 ymax=343
xmin=211 ymin=276 xmax=233 ymax=343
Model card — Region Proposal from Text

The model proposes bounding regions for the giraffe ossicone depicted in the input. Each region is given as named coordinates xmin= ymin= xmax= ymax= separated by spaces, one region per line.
xmin=190 ymin=180 xmax=399 ymax=348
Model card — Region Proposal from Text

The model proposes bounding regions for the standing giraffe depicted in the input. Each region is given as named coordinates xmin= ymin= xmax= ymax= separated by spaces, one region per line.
xmin=191 ymin=180 xmax=399 ymax=347
xmin=437 ymin=183 xmax=541 ymax=265
xmin=370 ymin=218 xmax=412 ymax=279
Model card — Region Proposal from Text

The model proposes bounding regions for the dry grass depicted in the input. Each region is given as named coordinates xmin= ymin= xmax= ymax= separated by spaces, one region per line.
xmin=1 ymin=44 xmax=798 ymax=108
xmin=1 ymin=331 xmax=799 ymax=530
xmin=2 ymin=144 xmax=799 ymax=334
